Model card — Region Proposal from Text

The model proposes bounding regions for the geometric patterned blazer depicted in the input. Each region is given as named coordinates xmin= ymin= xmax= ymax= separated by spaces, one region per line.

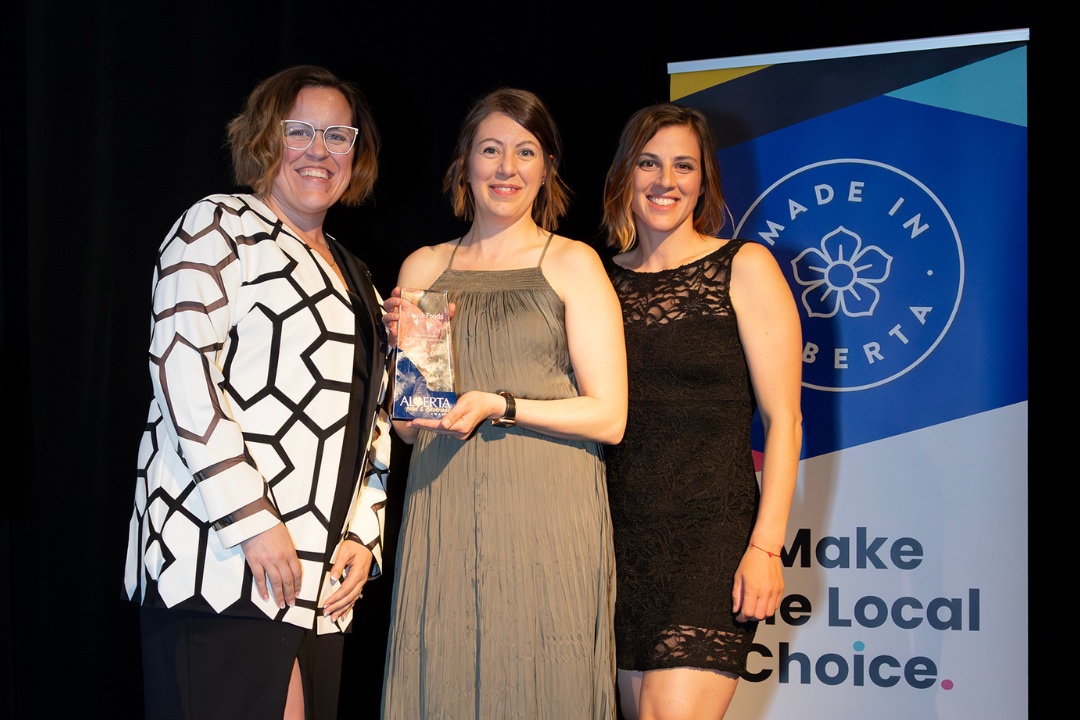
xmin=124 ymin=194 xmax=392 ymax=634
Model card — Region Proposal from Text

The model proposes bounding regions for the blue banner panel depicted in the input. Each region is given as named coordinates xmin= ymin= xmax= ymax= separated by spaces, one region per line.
xmin=680 ymin=44 xmax=1027 ymax=458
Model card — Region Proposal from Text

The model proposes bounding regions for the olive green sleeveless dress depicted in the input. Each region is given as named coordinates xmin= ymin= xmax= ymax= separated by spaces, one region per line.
xmin=381 ymin=234 xmax=617 ymax=719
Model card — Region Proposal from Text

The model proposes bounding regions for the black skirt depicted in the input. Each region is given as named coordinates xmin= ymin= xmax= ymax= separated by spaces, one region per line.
xmin=139 ymin=606 xmax=345 ymax=720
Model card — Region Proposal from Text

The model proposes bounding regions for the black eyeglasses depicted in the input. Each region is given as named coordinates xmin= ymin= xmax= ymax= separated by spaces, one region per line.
xmin=280 ymin=120 xmax=358 ymax=154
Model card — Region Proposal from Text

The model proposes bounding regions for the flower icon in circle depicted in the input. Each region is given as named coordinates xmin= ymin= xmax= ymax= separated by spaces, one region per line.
xmin=791 ymin=226 xmax=893 ymax=318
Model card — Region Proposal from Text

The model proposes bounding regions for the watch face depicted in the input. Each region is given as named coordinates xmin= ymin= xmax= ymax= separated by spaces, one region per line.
xmin=492 ymin=418 xmax=516 ymax=428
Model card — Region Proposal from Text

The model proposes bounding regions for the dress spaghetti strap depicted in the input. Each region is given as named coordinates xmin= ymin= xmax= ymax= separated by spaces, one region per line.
xmin=446 ymin=237 xmax=463 ymax=270
xmin=537 ymin=231 xmax=555 ymax=268
xmin=446 ymin=232 xmax=555 ymax=270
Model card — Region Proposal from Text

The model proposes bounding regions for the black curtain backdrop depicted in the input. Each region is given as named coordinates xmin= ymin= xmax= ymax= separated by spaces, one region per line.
xmin=2 ymin=2 xmax=1033 ymax=718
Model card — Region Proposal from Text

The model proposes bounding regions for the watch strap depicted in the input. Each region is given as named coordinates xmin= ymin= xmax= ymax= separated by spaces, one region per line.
xmin=490 ymin=390 xmax=517 ymax=427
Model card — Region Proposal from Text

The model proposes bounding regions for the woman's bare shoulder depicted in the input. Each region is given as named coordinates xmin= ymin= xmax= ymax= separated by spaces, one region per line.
xmin=546 ymin=233 xmax=603 ymax=264
xmin=541 ymin=234 xmax=611 ymax=300
xmin=732 ymin=238 xmax=782 ymax=271
xmin=398 ymin=239 xmax=459 ymax=286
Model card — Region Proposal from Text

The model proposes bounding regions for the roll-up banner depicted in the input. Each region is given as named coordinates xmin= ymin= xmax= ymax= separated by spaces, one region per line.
xmin=669 ymin=29 xmax=1028 ymax=718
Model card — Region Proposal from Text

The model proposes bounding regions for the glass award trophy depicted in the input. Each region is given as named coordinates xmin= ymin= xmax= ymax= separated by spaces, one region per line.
xmin=391 ymin=288 xmax=457 ymax=420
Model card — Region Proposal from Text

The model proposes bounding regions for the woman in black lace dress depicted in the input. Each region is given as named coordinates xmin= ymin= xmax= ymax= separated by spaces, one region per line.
xmin=601 ymin=104 xmax=803 ymax=719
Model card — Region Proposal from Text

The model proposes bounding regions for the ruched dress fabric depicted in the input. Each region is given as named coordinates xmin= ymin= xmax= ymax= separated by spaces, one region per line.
xmin=605 ymin=239 xmax=759 ymax=675
xmin=382 ymin=248 xmax=617 ymax=719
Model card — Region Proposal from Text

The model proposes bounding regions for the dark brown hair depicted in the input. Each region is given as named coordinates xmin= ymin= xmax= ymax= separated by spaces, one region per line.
xmin=442 ymin=88 xmax=570 ymax=229
xmin=226 ymin=65 xmax=380 ymax=206
xmin=602 ymin=103 xmax=727 ymax=252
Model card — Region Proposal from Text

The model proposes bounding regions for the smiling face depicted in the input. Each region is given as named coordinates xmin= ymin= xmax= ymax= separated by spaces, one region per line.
xmin=267 ymin=86 xmax=354 ymax=229
xmin=466 ymin=112 xmax=547 ymax=226
xmin=631 ymin=123 xmax=704 ymax=239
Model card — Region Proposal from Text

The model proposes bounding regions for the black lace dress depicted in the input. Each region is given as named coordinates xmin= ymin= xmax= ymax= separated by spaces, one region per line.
xmin=605 ymin=239 xmax=759 ymax=675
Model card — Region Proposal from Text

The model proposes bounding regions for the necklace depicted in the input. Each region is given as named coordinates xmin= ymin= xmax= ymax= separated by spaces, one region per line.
xmin=311 ymin=240 xmax=336 ymax=266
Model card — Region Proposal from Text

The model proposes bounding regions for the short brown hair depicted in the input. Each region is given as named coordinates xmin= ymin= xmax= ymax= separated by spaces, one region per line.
xmin=226 ymin=65 xmax=380 ymax=206
xmin=442 ymin=88 xmax=570 ymax=230
xmin=602 ymin=103 xmax=727 ymax=252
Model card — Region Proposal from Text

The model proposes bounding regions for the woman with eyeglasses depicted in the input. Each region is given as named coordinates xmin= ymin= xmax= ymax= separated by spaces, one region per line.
xmin=124 ymin=65 xmax=392 ymax=720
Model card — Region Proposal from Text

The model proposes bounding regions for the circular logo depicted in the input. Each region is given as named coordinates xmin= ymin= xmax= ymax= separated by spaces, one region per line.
xmin=735 ymin=159 xmax=963 ymax=392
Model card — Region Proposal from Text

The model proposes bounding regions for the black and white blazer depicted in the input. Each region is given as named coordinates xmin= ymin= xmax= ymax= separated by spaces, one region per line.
xmin=124 ymin=194 xmax=392 ymax=633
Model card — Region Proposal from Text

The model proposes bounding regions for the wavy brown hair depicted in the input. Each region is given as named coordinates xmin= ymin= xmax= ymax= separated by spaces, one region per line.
xmin=602 ymin=103 xmax=727 ymax=252
xmin=226 ymin=65 xmax=380 ymax=206
xmin=443 ymin=88 xmax=570 ymax=230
